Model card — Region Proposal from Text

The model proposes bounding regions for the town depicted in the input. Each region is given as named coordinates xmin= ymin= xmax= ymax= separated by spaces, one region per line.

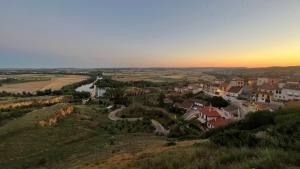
xmin=85 ymin=70 xmax=300 ymax=132
xmin=1 ymin=0 xmax=300 ymax=168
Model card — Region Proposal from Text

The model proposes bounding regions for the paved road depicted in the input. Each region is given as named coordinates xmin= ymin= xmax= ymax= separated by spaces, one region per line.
xmin=183 ymin=110 xmax=199 ymax=120
xmin=108 ymin=107 xmax=169 ymax=136
xmin=151 ymin=119 xmax=170 ymax=136
xmin=108 ymin=107 xmax=143 ymax=121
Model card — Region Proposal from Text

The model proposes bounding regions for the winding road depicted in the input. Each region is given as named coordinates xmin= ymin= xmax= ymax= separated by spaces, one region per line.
xmin=108 ymin=107 xmax=169 ymax=136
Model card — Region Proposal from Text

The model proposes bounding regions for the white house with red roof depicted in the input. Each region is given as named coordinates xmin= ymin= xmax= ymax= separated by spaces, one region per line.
xmin=197 ymin=106 xmax=221 ymax=123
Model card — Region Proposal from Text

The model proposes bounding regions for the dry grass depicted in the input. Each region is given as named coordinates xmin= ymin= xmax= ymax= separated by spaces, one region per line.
xmin=0 ymin=74 xmax=88 ymax=93
xmin=80 ymin=140 xmax=202 ymax=169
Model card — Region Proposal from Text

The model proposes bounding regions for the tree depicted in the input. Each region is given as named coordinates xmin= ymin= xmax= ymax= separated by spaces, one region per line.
xmin=208 ymin=96 xmax=229 ymax=108
xmin=158 ymin=93 xmax=165 ymax=107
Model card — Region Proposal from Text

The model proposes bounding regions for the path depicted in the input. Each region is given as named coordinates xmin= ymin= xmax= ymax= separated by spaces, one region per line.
xmin=108 ymin=107 xmax=169 ymax=136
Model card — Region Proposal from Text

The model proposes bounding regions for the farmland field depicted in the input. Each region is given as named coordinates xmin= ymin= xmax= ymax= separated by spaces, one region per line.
xmin=0 ymin=74 xmax=88 ymax=93
xmin=104 ymin=70 xmax=205 ymax=82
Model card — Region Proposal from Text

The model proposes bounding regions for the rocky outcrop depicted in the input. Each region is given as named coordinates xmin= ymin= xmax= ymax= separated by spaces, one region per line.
xmin=38 ymin=105 xmax=74 ymax=127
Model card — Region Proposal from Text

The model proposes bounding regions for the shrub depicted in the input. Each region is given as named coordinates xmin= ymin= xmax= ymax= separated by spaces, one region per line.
xmin=210 ymin=129 xmax=258 ymax=147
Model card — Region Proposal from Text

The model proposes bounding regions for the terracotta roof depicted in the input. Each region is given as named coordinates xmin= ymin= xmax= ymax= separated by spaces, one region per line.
xmin=227 ymin=86 xmax=243 ymax=93
xmin=208 ymin=117 xmax=231 ymax=128
xmin=200 ymin=107 xmax=220 ymax=117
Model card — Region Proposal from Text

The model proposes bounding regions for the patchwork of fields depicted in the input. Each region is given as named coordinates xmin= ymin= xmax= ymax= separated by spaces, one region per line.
xmin=0 ymin=74 xmax=88 ymax=93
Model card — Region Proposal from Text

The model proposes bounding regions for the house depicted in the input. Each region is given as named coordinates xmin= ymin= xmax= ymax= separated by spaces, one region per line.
xmin=207 ymin=117 xmax=231 ymax=129
xmin=257 ymin=77 xmax=282 ymax=86
xmin=197 ymin=106 xmax=221 ymax=123
xmin=274 ymin=83 xmax=300 ymax=101
xmin=255 ymin=84 xmax=278 ymax=103
xmin=257 ymin=78 xmax=269 ymax=86
xmin=218 ymin=104 xmax=240 ymax=119
xmin=226 ymin=86 xmax=243 ymax=97
xmin=229 ymin=77 xmax=244 ymax=87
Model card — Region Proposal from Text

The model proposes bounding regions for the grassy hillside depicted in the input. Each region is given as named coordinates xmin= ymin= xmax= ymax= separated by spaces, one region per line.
xmin=113 ymin=108 xmax=300 ymax=169
xmin=0 ymin=104 xmax=163 ymax=169
xmin=0 ymin=103 xmax=69 ymax=136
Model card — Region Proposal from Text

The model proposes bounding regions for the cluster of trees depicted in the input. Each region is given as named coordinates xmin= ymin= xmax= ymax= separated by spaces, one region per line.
xmin=96 ymin=77 xmax=174 ymax=88
xmin=104 ymin=87 xmax=130 ymax=106
xmin=104 ymin=118 xmax=155 ymax=134
xmin=168 ymin=118 xmax=202 ymax=139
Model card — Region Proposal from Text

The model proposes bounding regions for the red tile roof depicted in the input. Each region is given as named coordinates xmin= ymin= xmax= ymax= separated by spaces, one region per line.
xmin=208 ymin=117 xmax=231 ymax=128
xmin=227 ymin=86 xmax=243 ymax=93
xmin=200 ymin=107 xmax=220 ymax=117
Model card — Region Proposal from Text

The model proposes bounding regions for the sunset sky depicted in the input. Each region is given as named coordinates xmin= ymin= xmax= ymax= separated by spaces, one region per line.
xmin=0 ymin=0 xmax=300 ymax=68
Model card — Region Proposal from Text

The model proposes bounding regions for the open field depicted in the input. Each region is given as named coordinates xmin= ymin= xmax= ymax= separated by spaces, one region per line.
xmin=0 ymin=74 xmax=88 ymax=93
xmin=104 ymin=70 xmax=205 ymax=82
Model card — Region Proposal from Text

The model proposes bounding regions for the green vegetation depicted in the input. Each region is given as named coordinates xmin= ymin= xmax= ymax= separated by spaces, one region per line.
xmin=96 ymin=77 xmax=174 ymax=88
xmin=120 ymin=104 xmax=175 ymax=127
xmin=105 ymin=118 xmax=155 ymax=134
xmin=0 ymin=103 xmax=58 ymax=125
xmin=0 ymin=104 xmax=163 ymax=169
xmin=120 ymin=141 xmax=299 ymax=169
xmin=117 ymin=108 xmax=300 ymax=169
xmin=168 ymin=118 xmax=202 ymax=139
xmin=203 ymin=108 xmax=300 ymax=150
xmin=0 ymin=76 xmax=51 ymax=85
xmin=0 ymin=103 xmax=69 ymax=136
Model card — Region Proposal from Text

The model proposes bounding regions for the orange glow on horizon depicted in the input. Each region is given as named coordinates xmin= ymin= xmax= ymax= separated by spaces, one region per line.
xmin=152 ymin=40 xmax=300 ymax=68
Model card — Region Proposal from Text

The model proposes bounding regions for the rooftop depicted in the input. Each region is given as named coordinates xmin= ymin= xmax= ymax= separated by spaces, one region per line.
xmin=200 ymin=106 xmax=220 ymax=117
xmin=227 ymin=86 xmax=243 ymax=93
xmin=208 ymin=117 xmax=231 ymax=128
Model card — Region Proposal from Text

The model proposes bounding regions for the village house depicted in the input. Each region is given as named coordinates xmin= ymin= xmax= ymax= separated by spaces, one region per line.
xmin=218 ymin=104 xmax=240 ymax=119
xmin=256 ymin=77 xmax=282 ymax=86
xmin=229 ymin=77 xmax=244 ymax=87
xmin=226 ymin=86 xmax=243 ymax=97
xmin=197 ymin=106 xmax=221 ymax=123
xmin=257 ymin=77 xmax=269 ymax=86
xmin=273 ymin=83 xmax=300 ymax=101
xmin=255 ymin=84 xmax=278 ymax=103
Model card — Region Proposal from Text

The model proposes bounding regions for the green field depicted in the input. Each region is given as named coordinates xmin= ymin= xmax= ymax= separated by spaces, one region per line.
xmin=0 ymin=74 xmax=54 ymax=85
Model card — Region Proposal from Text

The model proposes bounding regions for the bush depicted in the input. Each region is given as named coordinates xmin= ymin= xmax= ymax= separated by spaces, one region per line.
xmin=239 ymin=111 xmax=275 ymax=130
xmin=208 ymin=96 xmax=229 ymax=108
xmin=165 ymin=141 xmax=176 ymax=146
xmin=210 ymin=129 xmax=258 ymax=147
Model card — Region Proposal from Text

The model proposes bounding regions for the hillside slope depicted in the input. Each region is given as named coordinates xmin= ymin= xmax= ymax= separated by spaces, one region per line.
xmin=109 ymin=108 xmax=300 ymax=169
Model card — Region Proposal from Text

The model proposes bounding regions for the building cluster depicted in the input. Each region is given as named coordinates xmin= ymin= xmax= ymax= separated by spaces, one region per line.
xmin=170 ymin=76 xmax=300 ymax=130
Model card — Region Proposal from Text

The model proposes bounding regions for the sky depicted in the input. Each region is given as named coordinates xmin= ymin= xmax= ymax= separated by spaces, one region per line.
xmin=0 ymin=0 xmax=300 ymax=68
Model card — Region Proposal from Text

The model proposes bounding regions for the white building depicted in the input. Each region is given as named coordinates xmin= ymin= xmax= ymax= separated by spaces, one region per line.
xmin=257 ymin=78 xmax=269 ymax=86
xmin=273 ymin=84 xmax=300 ymax=101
